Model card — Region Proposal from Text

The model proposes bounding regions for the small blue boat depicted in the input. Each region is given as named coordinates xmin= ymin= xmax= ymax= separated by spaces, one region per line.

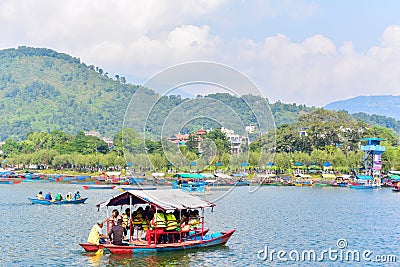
xmin=349 ymin=184 xmax=380 ymax=189
xmin=234 ymin=180 xmax=250 ymax=186
xmin=349 ymin=175 xmax=380 ymax=189
xmin=172 ymin=173 xmax=207 ymax=193
xmin=28 ymin=198 xmax=88 ymax=205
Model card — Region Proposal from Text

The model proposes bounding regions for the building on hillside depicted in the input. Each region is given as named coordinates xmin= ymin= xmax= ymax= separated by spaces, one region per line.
xmin=84 ymin=130 xmax=102 ymax=138
xmin=194 ymin=128 xmax=207 ymax=136
xmin=101 ymin=137 xmax=114 ymax=148
xmin=167 ymin=133 xmax=190 ymax=145
xmin=221 ymin=127 xmax=249 ymax=154
xmin=245 ymin=125 xmax=256 ymax=134
xmin=299 ymin=129 xmax=308 ymax=137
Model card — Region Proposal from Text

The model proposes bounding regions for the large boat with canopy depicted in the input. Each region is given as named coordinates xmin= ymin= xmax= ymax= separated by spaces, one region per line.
xmin=79 ymin=189 xmax=235 ymax=254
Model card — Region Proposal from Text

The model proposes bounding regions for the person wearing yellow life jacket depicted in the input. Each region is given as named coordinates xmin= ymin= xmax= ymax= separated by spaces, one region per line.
xmin=188 ymin=210 xmax=200 ymax=229
xmin=147 ymin=210 xmax=167 ymax=244
xmin=165 ymin=211 xmax=179 ymax=243
xmin=165 ymin=212 xmax=178 ymax=231
xmin=36 ymin=191 xmax=44 ymax=200
xmin=65 ymin=192 xmax=72 ymax=201
xmin=122 ymin=208 xmax=130 ymax=229
xmin=132 ymin=208 xmax=144 ymax=241
xmin=150 ymin=211 xmax=166 ymax=229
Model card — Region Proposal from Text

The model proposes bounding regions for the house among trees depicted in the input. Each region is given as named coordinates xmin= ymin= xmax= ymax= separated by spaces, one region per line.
xmin=84 ymin=130 xmax=114 ymax=147
xmin=221 ymin=127 xmax=249 ymax=154
xmin=167 ymin=133 xmax=190 ymax=145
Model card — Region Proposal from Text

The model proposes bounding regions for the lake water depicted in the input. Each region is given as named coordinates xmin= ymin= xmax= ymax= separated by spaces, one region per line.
xmin=1 ymin=183 xmax=400 ymax=266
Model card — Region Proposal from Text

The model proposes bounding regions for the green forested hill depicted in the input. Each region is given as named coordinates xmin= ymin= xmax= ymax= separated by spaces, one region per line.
xmin=0 ymin=47 xmax=399 ymax=142
xmin=0 ymin=46 xmax=139 ymax=140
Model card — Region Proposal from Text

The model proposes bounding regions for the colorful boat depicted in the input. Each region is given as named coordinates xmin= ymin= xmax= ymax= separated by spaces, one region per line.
xmin=313 ymin=182 xmax=331 ymax=187
xmin=294 ymin=181 xmax=313 ymax=186
xmin=104 ymin=230 xmax=235 ymax=253
xmin=81 ymin=189 xmax=235 ymax=254
xmin=79 ymin=228 xmax=209 ymax=252
xmin=28 ymin=198 xmax=88 ymax=205
xmin=79 ymin=243 xmax=104 ymax=252
xmin=349 ymin=175 xmax=380 ymax=189
xmin=234 ymin=180 xmax=250 ymax=186
xmin=172 ymin=173 xmax=207 ymax=193
xmin=82 ymin=185 xmax=116 ymax=190
xmin=349 ymin=183 xmax=380 ymax=189
xmin=0 ymin=180 xmax=22 ymax=184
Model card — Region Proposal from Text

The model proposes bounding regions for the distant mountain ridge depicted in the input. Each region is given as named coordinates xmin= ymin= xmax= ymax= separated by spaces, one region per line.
xmin=324 ymin=95 xmax=400 ymax=120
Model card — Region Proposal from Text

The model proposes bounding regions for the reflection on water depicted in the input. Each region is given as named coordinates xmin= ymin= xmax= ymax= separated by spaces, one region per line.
xmin=107 ymin=252 xmax=191 ymax=267
xmin=1 ymin=183 xmax=400 ymax=266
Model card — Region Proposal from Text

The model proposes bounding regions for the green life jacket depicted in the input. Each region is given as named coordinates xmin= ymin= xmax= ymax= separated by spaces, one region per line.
xmin=151 ymin=212 xmax=166 ymax=228
xmin=165 ymin=213 xmax=178 ymax=230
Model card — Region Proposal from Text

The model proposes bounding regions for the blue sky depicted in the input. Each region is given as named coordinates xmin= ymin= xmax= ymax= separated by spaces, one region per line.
xmin=1 ymin=0 xmax=400 ymax=106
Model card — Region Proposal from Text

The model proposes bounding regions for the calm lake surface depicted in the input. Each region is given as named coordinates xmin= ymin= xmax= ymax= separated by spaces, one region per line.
xmin=1 ymin=183 xmax=400 ymax=266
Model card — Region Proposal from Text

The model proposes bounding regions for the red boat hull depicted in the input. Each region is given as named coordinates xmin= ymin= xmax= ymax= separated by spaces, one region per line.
xmin=79 ymin=243 xmax=104 ymax=252
xmin=103 ymin=230 xmax=235 ymax=254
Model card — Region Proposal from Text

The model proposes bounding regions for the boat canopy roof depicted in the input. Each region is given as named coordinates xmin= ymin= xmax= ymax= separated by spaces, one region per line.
xmin=357 ymin=175 xmax=373 ymax=180
xmin=388 ymin=174 xmax=400 ymax=180
xmin=96 ymin=189 xmax=215 ymax=211
xmin=173 ymin=173 xmax=205 ymax=179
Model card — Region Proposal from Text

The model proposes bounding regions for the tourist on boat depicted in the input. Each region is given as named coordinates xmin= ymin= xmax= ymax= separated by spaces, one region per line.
xmin=132 ymin=208 xmax=144 ymax=241
xmin=180 ymin=215 xmax=191 ymax=237
xmin=36 ymin=191 xmax=44 ymax=200
xmin=74 ymin=191 xmax=81 ymax=200
xmin=165 ymin=211 xmax=178 ymax=231
xmin=87 ymin=220 xmax=108 ymax=246
xmin=144 ymin=205 xmax=153 ymax=221
xmin=141 ymin=206 xmax=151 ymax=237
xmin=107 ymin=209 xmax=120 ymax=232
xmin=147 ymin=210 xmax=167 ymax=244
xmin=122 ymin=208 xmax=131 ymax=230
xmin=45 ymin=192 xmax=52 ymax=200
xmin=165 ymin=210 xmax=178 ymax=243
xmin=55 ymin=193 xmax=64 ymax=201
xmin=108 ymin=218 xmax=127 ymax=246
xmin=189 ymin=210 xmax=200 ymax=229
xmin=65 ymin=192 xmax=72 ymax=201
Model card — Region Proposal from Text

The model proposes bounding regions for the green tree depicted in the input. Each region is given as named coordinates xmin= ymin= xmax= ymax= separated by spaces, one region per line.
xmin=204 ymin=128 xmax=230 ymax=156
xmin=2 ymin=139 xmax=20 ymax=156
xmin=364 ymin=126 xmax=398 ymax=146
xmin=71 ymin=131 xmax=109 ymax=154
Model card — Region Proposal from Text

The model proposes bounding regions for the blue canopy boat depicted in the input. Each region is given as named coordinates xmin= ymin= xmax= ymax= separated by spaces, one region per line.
xmin=172 ymin=173 xmax=207 ymax=193
xmin=80 ymin=189 xmax=235 ymax=254
xmin=349 ymin=175 xmax=380 ymax=189
xmin=28 ymin=198 xmax=88 ymax=205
